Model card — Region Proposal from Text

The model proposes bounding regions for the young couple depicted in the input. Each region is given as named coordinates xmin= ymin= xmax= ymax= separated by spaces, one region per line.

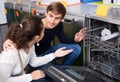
xmin=1 ymin=2 xmax=87 ymax=82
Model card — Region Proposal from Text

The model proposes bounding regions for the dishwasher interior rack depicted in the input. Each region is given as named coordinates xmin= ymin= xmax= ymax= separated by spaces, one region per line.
xmin=84 ymin=16 xmax=120 ymax=81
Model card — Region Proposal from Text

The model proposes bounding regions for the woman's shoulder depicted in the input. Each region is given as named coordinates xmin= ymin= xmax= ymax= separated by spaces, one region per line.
xmin=1 ymin=48 xmax=18 ymax=55
xmin=0 ymin=48 xmax=18 ymax=62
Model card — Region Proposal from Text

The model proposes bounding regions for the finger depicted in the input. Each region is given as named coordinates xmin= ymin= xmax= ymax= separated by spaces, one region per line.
xmin=40 ymin=73 xmax=45 ymax=76
xmin=80 ymin=29 xmax=86 ymax=33
xmin=76 ymin=33 xmax=80 ymax=37
xmin=39 ymin=70 xmax=45 ymax=74
xmin=80 ymin=27 xmax=87 ymax=32
xmin=76 ymin=34 xmax=81 ymax=38
xmin=65 ymin=49 xmax=73 ymax=54
xmin=59 ymin=47 xmax=66 ymax=50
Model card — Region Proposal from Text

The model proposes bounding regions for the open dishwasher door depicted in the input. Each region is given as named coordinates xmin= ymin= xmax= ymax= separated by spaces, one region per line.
xmin=44 ymin=65 xmax=116 ymax=82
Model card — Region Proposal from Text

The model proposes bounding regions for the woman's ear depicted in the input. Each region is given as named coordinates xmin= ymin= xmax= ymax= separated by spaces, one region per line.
xmin=34 ymin=35 xmax=40 ymax=42
xmin=34 ymin=35 xmax=40 ymax=46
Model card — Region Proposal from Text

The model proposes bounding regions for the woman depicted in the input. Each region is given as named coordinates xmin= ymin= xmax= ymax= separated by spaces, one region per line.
xmin=0 ymin=16 xmax=73 ymax=82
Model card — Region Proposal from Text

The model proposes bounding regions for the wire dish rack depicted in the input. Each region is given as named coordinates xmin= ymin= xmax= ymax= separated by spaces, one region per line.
xmin=84 ymin=20 xmax=120 ymax=81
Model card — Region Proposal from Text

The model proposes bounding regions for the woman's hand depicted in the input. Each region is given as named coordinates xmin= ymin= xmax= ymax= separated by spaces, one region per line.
xmin=31 ymin=70 xmax=45 ymax=80
xmin=53 ymin=47 xmax=73 ymax=57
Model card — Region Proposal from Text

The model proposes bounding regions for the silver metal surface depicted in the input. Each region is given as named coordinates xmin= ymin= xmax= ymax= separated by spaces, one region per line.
xmin=15 ymin=3 xmax=31 ymax=13
xmin=86 ymin=7 xmax=120 ymax=25
xmin=84 ymin=6 xmax=120 ymax=81
xmin=66 ymin=4 xmax=97 ymax=16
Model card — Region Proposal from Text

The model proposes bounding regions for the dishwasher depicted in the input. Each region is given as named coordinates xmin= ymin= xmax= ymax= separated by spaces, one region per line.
xmin=83 ymin=7 xmax=120 ymax=82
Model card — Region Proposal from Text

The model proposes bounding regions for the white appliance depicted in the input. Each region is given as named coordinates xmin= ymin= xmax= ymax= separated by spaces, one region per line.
xmin=114 ymin=0 xmax=120 ymax=5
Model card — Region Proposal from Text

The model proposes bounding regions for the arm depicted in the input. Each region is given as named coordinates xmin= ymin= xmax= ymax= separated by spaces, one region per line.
xmin=57 ymin=22 xmax=75 ymax=43
xmin=0 ymin=50 xmax=32 ymax=82
xmin=0 ymin=50 xmax=45 ymax=82
xmin=29 ymin=46 xmax=73 ymax=67
xmin=0 ymin=64 xmax=32 ymax=82
xmin=57 ymin=23 xmax=87 ymax=43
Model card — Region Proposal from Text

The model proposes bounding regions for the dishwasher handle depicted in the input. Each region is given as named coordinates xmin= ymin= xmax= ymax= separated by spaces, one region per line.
xmin=63 ymin=18 xmax=76 ymax=24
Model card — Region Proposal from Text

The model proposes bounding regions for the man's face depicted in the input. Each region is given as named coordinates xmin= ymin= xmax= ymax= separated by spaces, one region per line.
xmin=45 ymin=11 xmax=62 ymax=29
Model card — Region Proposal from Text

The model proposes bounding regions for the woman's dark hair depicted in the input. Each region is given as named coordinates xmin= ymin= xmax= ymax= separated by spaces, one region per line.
xmin=47 ymin=2 xmax=66 ymax=18
xmin=6 ymin=16 xmax=43 ymax=49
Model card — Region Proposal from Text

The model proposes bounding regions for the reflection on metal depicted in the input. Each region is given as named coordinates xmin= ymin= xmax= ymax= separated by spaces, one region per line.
xmin=44 ymin=65 xmax=116 ymax=82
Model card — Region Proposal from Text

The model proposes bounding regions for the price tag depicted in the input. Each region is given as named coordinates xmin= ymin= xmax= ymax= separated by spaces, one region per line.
xmin=58 ymin=0 xmax=67 ymax=7
xmin=6 ymin=0 xmax=10 ymax=2
xmin=18 ymin=0 xmax=22 ymax=3
xmin=96 ymin=5 xmax=109 ymax=17
xmin=4 ymin=8 xmax=7 ymax=14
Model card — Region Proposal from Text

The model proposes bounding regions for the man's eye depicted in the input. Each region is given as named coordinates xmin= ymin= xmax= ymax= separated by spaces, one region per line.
xmin=49 ymin=14 xmax=53 ymax=18
xmin=55 ymin=17 xmax=61 ymax=21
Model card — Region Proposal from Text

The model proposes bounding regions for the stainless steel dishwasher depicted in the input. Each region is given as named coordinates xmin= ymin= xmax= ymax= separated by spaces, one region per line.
xmin=84 ymin=7 xmax=120 ymax=82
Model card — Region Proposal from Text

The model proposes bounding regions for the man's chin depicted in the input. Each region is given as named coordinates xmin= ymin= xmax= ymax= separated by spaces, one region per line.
xmin=48 ymin=26 xmax=55 ymax=29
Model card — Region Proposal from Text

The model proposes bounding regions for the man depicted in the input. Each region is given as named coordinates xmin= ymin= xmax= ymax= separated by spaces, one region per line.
xmin=35 ymin=2 xmax=87 ymax=66
xmin=4 ymin=2 xmax=86 ymax=66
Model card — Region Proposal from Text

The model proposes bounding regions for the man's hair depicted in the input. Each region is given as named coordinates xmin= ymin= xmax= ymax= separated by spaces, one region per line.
xmin=46 ymin=2 xmax=66 ymax=18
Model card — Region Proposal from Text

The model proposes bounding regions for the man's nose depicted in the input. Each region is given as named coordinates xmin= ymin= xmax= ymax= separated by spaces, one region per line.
xmin=51 ymin=18 xmax=55 ymax=23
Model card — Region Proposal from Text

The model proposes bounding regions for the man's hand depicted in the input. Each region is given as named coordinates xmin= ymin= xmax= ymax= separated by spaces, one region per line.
xmin=74 ymin=27 xmax=87 ymax=42
xmin=3 ymin=39 xmax=16 ymax=50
